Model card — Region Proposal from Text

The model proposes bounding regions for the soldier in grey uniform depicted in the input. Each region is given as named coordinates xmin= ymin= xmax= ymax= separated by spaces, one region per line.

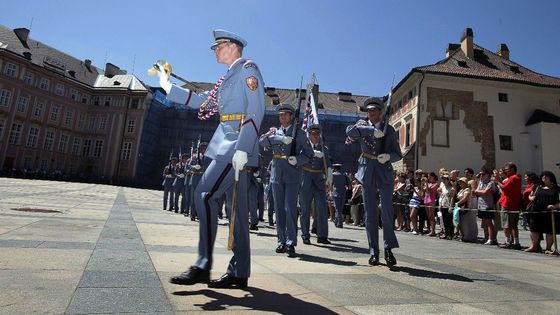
xmin=331 ymin=164 xmax=350 ymax=228
xmin=259 ymin=104 xmax=313 ymax=257
xmin=162 ymin=156 xmax=178 ymax=211
xmin=299 ymin=124 xmax=333 ymax=245
xmin=157 ymin=29 xmax=265 ymax=289
xmin=173 ymin=153 xmax=189 ymax=213
xmin=247 ymin=166 xmax=261 ymax=231
xmin=346 ymin=97 xmax=402 ymax=267
xmin=188 ymin=142 xmax=208 ymax=221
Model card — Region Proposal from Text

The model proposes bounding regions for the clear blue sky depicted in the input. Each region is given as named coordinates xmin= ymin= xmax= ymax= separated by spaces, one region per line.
xmin=2 ymin=0 xmax=559 ymax=96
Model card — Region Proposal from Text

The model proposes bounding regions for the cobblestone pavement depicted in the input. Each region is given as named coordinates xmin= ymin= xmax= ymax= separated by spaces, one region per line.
xmin=1 ymin=178 xmax=559 ymax=314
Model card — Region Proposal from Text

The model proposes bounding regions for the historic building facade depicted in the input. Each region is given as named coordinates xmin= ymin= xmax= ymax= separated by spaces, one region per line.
xmin=389 ymin=28 xmax=560 ymax=176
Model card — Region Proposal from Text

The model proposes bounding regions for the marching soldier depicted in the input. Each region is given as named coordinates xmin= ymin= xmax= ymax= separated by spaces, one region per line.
xmin=173 ymin=153 xmax=189 ymax=213
xmin=162 ymin=155 xmax=178 ymax=211
xmin=188 ymin=142 xmax=208 ymax=221
xmin=331 ymin=163 xmax=350 ymax=228
xmin=299 ymin=124 xmax=332 ymax=245
xmin=259 ymin=103 xmax=313 ymax=257
xmin=248 ymin=166 xmax=261 ymax=231
xmin=346 ymin=96 xmax=402 ymax=267
xmin=157 ymin=29 xmax=264 ymax=289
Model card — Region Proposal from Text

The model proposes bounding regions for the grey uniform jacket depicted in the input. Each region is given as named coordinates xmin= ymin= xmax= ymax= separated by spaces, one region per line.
xmin=166 ymin=58 xmax=265 ymax=167
xmin=259 ymin=125 xmax=312 ymax=184
xmin=300 ymin=142 xmax=331 ymax=191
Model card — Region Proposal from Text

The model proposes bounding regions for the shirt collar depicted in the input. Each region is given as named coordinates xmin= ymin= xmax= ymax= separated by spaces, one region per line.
xmin=228 ymin=58 xmax=243 ymax=70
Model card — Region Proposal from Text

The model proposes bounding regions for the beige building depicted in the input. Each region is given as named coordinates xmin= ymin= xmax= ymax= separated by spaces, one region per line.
xmin=0 ymin=25 xmax=149 ymax=182
xmin=389 ymin=28 xmax=560 ymax=177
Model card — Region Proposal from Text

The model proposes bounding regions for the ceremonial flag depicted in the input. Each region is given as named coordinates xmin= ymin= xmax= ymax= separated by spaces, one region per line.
xmin=301 ymin=93 xmax=319 ymax=132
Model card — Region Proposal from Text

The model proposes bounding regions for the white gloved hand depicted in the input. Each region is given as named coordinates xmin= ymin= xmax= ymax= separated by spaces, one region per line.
xmin=166 ymin=174 xmax=173 ymax=178
xmin=373 ymin=129 xmax=385 ymax=138
xmin=179 ymin=174 xmax=185 ymax=179
xmin=232 ymin=150 xmax=248 ymax=181
xmin=326 ymin=167 xmax=333 ymax=187
xmin=157 ymin=64 xmax=172 ymax=93
xmin=313 ymin=150 xmax=324 ymax=159
xmin=253 ymin=171 xmax=259 ymax=177
xmin=257 ymin=178 xmax=262 ymax=183
xmin=282 ymin=136 xmax=293 ymax=145
xmin=192 ymin=164 xmax=202 ymax=170
xmin=287 ymin=156 xmax=297 ymax=166
xmin=377 ymin=153 xmax=390 ymax=164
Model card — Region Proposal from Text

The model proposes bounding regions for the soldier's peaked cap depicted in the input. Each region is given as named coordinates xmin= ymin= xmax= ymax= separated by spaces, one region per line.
xmin=277 ymin=103 xmax=295 ymax=114
xmin=363 ymin=96 xmax=385 ymax=111
xmin=211 ymin=29 xmax=247 ymax=50
xmin=307 ymin=124 xmax=321 ymax=133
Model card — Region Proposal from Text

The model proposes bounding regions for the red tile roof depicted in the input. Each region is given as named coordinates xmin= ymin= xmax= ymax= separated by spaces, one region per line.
xmin=413 ymin=44 xmax=560 ymax=88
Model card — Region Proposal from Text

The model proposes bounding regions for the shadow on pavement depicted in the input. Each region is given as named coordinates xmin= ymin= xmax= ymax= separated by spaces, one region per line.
xmin=390 ymin=265 xmax=473 ymax=282
xmin=296 ymin=253 xmax=357 ymax=266
xmin=173 ymin=288 xmax=339 ymax=314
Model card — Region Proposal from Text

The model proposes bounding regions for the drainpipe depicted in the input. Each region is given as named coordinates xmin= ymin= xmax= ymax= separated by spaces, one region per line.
xmin=414 ymin=71 xmax=425 ymax=170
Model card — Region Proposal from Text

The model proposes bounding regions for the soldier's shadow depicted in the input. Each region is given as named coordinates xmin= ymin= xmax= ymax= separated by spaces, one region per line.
xmin=316 ymin=242 xmax=369 ymax=254
xmin=390 ymin=265 xmax=473 ymax=282
xmin=173 ymin=287 xmax=339 ymax=314
xmin=296 ymin=253 xmax=357 ymax=266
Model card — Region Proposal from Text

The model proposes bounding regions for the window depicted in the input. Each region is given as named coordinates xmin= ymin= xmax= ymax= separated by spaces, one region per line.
xmin=71 ymin=137 xmax=81 ymax=155
xmin=81 ymin=94 xmax=89 ymax=104
xmin=99 ymin=116 xmax=107 ymax=130
xmin=0 ymin=118 xmax=5 ymax=138
xmin=405 ymin=122 xmax=411 ymax=147
xmin=93 ymin=140 xmax=103 ymax=158
xmin=64 ymin=110 xmax=73 ymax=125
xmin=77 ymin=113 xmax=85 ymax=129
xmin=23 ymin=156 xmax=32 ymax=169
xmin=40 ymin=159 xmax=48 ymax=170
xmin=43 ymin=129 xmax=55 ymax=151
xmin=104 ymin=96 xmax=112 ymax=106
xmin=70 ymin=89 xmax=79 ymax=101
xmin=0 ymin=89 xmax=12 ymax=107
xmin=127 ymin=119 xmax=135 ymax=133
xmin=88 ymin=115 xmax=96 ymax=130
xmin=33 ymin=101 xmax=44 ymax=117
xmin=9 ymin=122 xmax=23 ymax=145
xmin=431 ymin=118 xmax=449 ymax=147
xmin=499 ymin=135 xmax=513 ymax=151
xmin=82 ymin=139 xmax=92 ymax=156
xmin=92 ymin=96 xmax=100 ymax=106
xmin=121 ymin=142 xmax=132 ymax=160
xmin=26 ymin=126 xmax=39 ymax=147
xmin=23 ymin=71 xmax=34 ymax=85
xmin=16 ymin=96 xmax=29 ymax=113
xmin=54 ymin=83 xmax=65 ymax=96
xmin=58 ymin=134 xmax=69 ymax=153
xmin=39 ymin=78 xmax=50 ymax=91
xmin=50 ymin=105 xmax=59 ymax=121
xmin=4 ymin=63 xmax=18 ymax=77
xmin=131 ymin=99 xmax=139 ymax=109
xmin=498 ymin=93 xmax=508 ymax=102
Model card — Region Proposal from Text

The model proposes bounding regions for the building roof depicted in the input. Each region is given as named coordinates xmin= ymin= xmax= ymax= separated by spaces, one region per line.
xmin=526 ymin=109 xmax=560 ymax=126
xmin=0 ymin=24 xmax=147 ymax=91
xmin=182 ymin=81 xmax=370 ymax=115
xmin=412 ymin=44 xmax=560 ymax=88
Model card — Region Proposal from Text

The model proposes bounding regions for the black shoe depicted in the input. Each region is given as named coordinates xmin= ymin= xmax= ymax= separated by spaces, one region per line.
xmin=384 ymin=249 xmax=397 ymax=266
xmin=268 ymin=222 xmax=275 ymax=226
xmin=317 ymin=238 xmax=331 ymax=244
xmin=169 ymin=266 xmax=210 ymax=285
xmin=311 ymin=227 xmax=317 ymax=234
xmin=249 ymin=224 xmax=259 ymax=231
xmin=511 ymin=243 xmax=522 ymax=250
xmin=259 ymin=218 xmax=265 ymax=222
xmin=286 ymin=245 xmax=296 ymax=258
xmin=191 ymin=216 xmax=196 ymax=221
xmin=218 ymin=215 xmax=223 ymax=219
xmin=208 ymin=273 xmax=248 ymax=289
xmin=275 ymin=245 xmax=286 ymax=253
xmin=302 ymin=238 xmax=311 ymax=245
xmin=368 ymin=255 xmax=379 ymax=266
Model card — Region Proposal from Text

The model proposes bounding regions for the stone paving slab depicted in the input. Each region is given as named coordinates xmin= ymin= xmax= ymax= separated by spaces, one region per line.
xmin=1 ymin=178 xmax=559 ymax=314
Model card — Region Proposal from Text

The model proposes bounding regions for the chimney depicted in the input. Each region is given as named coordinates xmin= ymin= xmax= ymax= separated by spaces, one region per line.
xmin=497 ymin=43 xmax=510 ymax=60
xmin=84 ymin=59 xmax=92 ymax=71
xmin=14 ymin=28 xmax=30 ymax=44
xmin=337 ymin=92 xmax=353 ymax=102
xmin=445 ymin=43 xmax=460 ymax=58
xmin=104 ymin=63 xmax=120 ymax=78
xmin=460 ymin=27 xmax=474 ymax=59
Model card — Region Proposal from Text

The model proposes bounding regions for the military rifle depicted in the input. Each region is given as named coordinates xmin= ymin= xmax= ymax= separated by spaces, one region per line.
xmin=290 ymin=76 xmax=304 ymax=157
